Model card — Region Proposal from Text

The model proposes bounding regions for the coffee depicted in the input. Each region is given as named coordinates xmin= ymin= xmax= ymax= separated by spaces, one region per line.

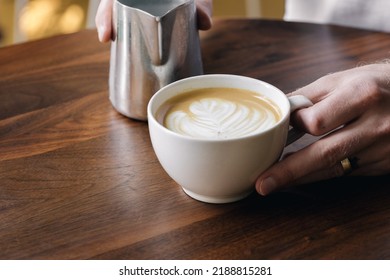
xmin=156 ymin=87 xmax=281 ymax=139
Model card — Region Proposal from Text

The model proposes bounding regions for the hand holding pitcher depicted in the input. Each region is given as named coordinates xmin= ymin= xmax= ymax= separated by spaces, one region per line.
xmin=95 ymin=0 xmax=213 ymax=42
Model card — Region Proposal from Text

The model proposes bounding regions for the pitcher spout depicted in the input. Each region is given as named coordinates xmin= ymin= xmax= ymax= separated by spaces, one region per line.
xmin=124 ymin=0 xmax=191 ymax=65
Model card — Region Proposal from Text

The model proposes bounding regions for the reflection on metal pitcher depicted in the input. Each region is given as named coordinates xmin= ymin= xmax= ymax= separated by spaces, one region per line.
xmin=109 ymin=0 xmax=204 ymax=120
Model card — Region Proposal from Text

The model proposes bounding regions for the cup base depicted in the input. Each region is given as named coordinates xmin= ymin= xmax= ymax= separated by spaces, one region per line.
xmin=182 ymin=187 xmax=254 ymax=204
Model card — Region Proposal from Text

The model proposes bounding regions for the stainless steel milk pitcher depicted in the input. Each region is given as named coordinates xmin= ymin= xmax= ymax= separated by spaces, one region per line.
xmin=109 ymin=0 xmax=204 ymax=120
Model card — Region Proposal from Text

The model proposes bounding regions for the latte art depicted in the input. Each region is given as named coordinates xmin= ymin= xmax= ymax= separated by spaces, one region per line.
xmin=158 ymin=88 xmax=281 ymax=139
xmin=166 ymin=98 xmax=277 ymax=139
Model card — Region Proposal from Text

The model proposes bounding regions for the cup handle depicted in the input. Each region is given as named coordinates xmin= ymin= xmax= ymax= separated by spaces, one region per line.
xmin=285 ymin=95 xmax=313 ymax=146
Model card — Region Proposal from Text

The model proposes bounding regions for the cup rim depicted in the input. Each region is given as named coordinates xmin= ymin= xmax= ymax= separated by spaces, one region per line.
xmin=147 ymin=74 xmax=291 ymax=142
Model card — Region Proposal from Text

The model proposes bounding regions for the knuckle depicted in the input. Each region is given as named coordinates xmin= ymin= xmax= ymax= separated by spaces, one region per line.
xmin=359 ymin=79 xmax=383 ymax=106
xmin=316 ymin=141 xmax=345 ymax=168
xmin=318 ymin=73 xmax=338 ymax=84
xmin=282 ymin=167 xmax=299 ymax=183
xmin=300 ymin=111 xmax=328 ymax=136
xmin=271 ymin=160 xmax=301 ymax=186
xmin=328 ymin=164 xmax=345 ymax=178
xmin=376 ymin=117 xmax=390 ymax=137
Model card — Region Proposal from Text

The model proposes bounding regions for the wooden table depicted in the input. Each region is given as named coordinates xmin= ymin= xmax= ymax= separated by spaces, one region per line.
xmin=0 ymin=19 xmax=389 ymax=260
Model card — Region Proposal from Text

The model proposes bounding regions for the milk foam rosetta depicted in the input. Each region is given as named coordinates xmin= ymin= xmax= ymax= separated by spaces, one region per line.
xmin=159 ymin=88 xmax=281 ymax=139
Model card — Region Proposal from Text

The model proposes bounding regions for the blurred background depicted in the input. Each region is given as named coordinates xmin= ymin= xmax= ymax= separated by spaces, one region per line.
xmin=0 ymin=0 xmax=285 ymax=47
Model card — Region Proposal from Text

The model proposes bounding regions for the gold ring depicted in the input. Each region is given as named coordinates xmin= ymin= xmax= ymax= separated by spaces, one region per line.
xmin=340 ymin=158 xmax=353 ymax=174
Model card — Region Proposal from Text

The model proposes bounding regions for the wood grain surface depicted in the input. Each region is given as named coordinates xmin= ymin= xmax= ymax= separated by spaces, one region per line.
xmin=0 ymin=19 xmax=389 ymax=260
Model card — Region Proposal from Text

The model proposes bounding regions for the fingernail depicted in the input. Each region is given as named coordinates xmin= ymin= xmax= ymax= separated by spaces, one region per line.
xmin=257 ymin=177 xmax=277 ymax=196
xmin=97 ymin=25 xmax=106 ymax=42
xmin=98 ymin=30 xmax=103 ymax=42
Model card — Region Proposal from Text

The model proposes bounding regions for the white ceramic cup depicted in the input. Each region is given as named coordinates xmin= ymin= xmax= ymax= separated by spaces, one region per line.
xmin=147 ymin=74 xmax=312 ymax=203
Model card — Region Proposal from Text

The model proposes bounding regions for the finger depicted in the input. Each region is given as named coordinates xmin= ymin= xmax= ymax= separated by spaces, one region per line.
xmin=287 ymin=74 xmax=337 ymax=103
xmin=287 ymin=136 xmax=389 ymax=186
xmin=288 ymin=69 xmax=381 ymax=136
xmin=291 ymin=84 xmax=366 ymax=136
xmin=285 ymin=110 xmax=390 ymax=186
xmin=255 ymin=121 xmax=374 ymax=196
xmin=196 ymin=0 xmax=213 ymax=30
xmin=286 ymin=162 xmax=345 ymax=187
xmin=95 ymin=0 xmax=113 ymax=42
xmin=348 ymin=135 xmax=390 ymax=176
xmin=351 ymin=158 xmax=390 ymax=176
